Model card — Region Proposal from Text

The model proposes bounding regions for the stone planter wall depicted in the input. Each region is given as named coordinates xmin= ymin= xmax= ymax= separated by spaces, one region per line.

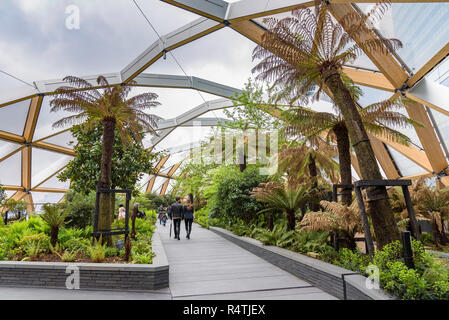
xmin=210 ymin=227 xmax=395 ymax=300
xmin=0 ymin=231 xmax=169 ymax=291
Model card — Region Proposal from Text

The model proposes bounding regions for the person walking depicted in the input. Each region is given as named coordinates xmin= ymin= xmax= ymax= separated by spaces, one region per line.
xmin=184 ymin=199 xmax=194 ymax=239
xmin=158 ymin=205 xmax=165 ymax=225
xmin=118 ymin=204 xmax=126 ymax=221
xmin=169 ymin=197 xmax=184 ymax=240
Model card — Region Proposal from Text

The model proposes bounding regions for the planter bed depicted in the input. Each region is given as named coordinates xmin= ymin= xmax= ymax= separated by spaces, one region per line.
xmin=210 ymin=226 xmax=395 ymax=300
xmin=0 ymin=231 xmax=169 ymax=291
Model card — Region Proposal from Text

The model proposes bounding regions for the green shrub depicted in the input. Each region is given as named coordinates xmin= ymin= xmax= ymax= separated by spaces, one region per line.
xmin=132 ymin=252 xmax=155 ymax=264
xmin=333 ymin=248 xmax=370 ymax=273
xmin=104 ymin=247 xmax=119 ymax=258
xmin=420 ymin=233 xmax=434 ymax=245
xmin=61 ymin=250 xmax=78 ymax=262
xmin=62 ymin=237 xmax=90 ymax=255
xmin=294 ymin=230 xmax=332 ymax=254
xmin=330 ymin=240 xmax=449 ymax=300
xmin=88 ymin=238 xmax=106 ymax=263
xmin=65 ymin=202 xmax=94 ymax=229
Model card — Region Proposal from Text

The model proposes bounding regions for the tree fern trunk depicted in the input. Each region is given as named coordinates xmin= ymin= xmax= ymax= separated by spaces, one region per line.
xmin=286 ymin=210 xmax=295 ymax=231
xmin=325 ymin=71 xmax=399 ymax=249
xmin=99 ymin=117 xmax=116 ymax=246
xmin=308 ymin=155 xmax=320 ymax=211
xmin=50 ymin=226 xmax=58 ymax=247
xmin=333 ymin=123 xmax=352 ymax=206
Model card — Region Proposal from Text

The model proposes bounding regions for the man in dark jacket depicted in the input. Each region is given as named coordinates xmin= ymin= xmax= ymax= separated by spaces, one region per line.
xmin=169 ymin=197 xmax=184 ymax=240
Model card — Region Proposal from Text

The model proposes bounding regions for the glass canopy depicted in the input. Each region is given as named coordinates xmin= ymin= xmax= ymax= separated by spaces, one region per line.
xmin=1 ymin=0 xmax=449 ymax=209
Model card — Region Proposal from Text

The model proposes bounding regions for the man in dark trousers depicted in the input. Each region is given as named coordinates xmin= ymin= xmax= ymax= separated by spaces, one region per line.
xmin=169 ymin=197 xmax=184 ymax=240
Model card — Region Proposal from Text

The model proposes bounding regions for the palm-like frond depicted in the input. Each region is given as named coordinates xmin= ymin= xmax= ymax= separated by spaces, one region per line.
xmin=40 ymin=204 xmax=69 ymax=228
xmin=277 ymin=140 xmax=340 ymax=186
xmin=50 ymin=75 xmax=161 ymax=147
xmin=252 ymin=3 xmax=402 ymax=105
xmin=299 ymin=199 xmax=362 ymax=235
xmin=251 ymin=183 xmax=320 ymax=217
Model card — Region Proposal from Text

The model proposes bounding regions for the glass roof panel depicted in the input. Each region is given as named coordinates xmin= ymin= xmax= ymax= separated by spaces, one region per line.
xmin=358 ymin=3 xmax=449 ymax=73
xmin=4 ymin=190 xmax=16 ymax=199
xmin=137 ymin=173 xmax=151 ymax=192
xmin=427 ymin=108 xmax=449 ymax=160
xmin=34 ymin=96 xmax=78 ymax=141
xmin=0 ymin=0 xmax=162 ymax=83
xmin=166 ymin=27 xmax=257 ymax=90
xmin=426 ymin=55 xmax=449 ymax=83
xmin=153 ymin=176 xmax=167 ymax=193
xmin=0 ymin=99 xmax=29 ymax=135
xmin=386 ymin=146 xmax=426 ymax=177
xmin=38 ymin=175 xmax=70 ymax=190
xmin=42 ymin=130 xmax=76 ymax=149
xmin=31 ymin=148 xmax=72 ymax=188
xmin=0 ymin=141 xmax=21 ymax=160
xmin=32 ymin=192 xmax=65 ymax=212
xmin=356 ymin=85 xmax=392 ymax=107
xmin=0 ymin=151 xmax=21 ymax=186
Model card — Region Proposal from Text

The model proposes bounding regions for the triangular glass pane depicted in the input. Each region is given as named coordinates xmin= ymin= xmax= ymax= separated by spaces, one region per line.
xmin=34 ymin=97 xmax=78 ymax=141
xmin=386 ymin=146 xmax=426 ymax=177
xmin=137 ymin=173 xmax=151 ymax=192
xmin=41 ymin=130 xmax=76 ymax=149
xmin=0 ymin=151 xmax=21 ymax=186
xmin=357 ymin=3 xmax=449 ymax=73
xmin=357 ymin=85 xmax=392 ymax=107
xmin=0 ymin=99 xmax=29 ymax=135
xmin=37 ymin=175 xmax=70 ymax=190
xmin=4 ymin=190 xmax=16 ymax=199
xmin=32 ymin=192 xmax=65 ymax=212
xmin=0 ymin=141 xmax=21 ymax=159
xmin=167 ymin=27 xmax=257 ymax=89
xmin=427 ymin=108 xmax=449 ymax=160
xmin=31 ymin=148 xmax=72 ymax=188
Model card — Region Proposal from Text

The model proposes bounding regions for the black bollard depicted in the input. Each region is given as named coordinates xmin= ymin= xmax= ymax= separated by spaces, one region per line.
xmin=401 ymin=231 xmax=415 ymax=269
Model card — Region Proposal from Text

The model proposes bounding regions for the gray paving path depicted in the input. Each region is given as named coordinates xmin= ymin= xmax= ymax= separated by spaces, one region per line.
xmin=159 ymin=222 xmax=337 ymax=300
xmin=0 ymin=223 xmax=337 ymax=300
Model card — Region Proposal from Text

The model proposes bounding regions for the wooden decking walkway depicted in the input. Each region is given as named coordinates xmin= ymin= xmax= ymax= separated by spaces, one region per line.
xmin=158 ymin=222 xmax=337 ymax=300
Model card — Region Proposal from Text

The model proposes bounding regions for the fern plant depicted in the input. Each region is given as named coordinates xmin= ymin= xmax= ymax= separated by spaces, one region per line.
xmin=40 ymin=203 xmax=69 ymax=247
xmin=88 ymin=237 xmax=106 ymax=263
xmin=299 ymin=200 xmax=362 ymax=250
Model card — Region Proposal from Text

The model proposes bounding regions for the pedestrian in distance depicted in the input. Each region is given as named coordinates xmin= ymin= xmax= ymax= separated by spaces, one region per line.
xmin=169 ymin=197 xmax=184 ymax=240
xmin=118 ymin=204 xmax=126 ymax=220
xmin=158 ymin=205 xmax=165 ymax=225
xmin=184 ymin=199 xmax=194 ymax=239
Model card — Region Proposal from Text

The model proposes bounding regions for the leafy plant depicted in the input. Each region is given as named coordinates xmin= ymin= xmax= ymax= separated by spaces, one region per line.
xmin=252 ymin=182 xmax=318 ymax=230
xmin=40 ymin=204 xmax=69 ymax=247
xmin=300 ymin=200 xmax=362 ymax=250
xmin=20 ymin=233 xmax=47 ymax=260
xmin=88 ymin=237 xmax=106 ymax=263
xmin=51 ymin=75 xmax=161 ymax=245
xmin=61 ymin=250 xmax=78 ymax=262
xmin=132 ymin=252 xmax=155 ymax=264
xmin=293 ymin=230 xmax=331 ymax=254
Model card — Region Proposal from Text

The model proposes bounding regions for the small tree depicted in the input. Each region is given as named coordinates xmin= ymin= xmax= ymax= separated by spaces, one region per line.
xmin=252 ymin=3 xmax=404 ymax=248
xmin=40 ymin=203 xmax=69 ymax=247
xmin=252 ymin=182 xmax=319 ymax=230
xmin=51 ymin=75 xmax=160 ymax=245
